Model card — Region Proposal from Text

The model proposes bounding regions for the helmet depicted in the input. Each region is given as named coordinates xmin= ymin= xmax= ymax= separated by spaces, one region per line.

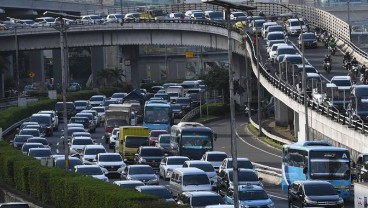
xmin=346 ymin=52 xmax=350 ymax=55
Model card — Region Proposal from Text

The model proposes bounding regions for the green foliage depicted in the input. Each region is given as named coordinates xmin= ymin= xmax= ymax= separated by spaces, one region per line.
xmin=201 ymin=103 xmax=229 ymax=116
xmin=0 ymin=141 xmax=182 ymax=208
xmin=199 ymin=64 xmax=230 ymax=102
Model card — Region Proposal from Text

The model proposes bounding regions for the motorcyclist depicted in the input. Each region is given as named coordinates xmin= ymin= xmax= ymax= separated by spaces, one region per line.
xmin=324 ymin=54 xmax=331 ymax=63
xmin=328 ymin=38 xmax=336 ymax=48
xmin=344 ymin=52 xmax=351 ymax=63
xmin=324 ymin=54 xmax=332 ymax=72
xmin=360 ymin=64 xmax=366 ymax=75
xmin=351 ymin=57 xmax=359 ymax=66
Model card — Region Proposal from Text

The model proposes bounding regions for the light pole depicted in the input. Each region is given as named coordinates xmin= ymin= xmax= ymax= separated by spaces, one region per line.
xmin=43 ymin=11 xmax=78 ymax=171
xmin=7 ymin=17 xmax=21 ymax=94
xmin=202 ymin=1 xmax=256 ymax=207
xmin=256 ymin=32 xmax=262 ymax=136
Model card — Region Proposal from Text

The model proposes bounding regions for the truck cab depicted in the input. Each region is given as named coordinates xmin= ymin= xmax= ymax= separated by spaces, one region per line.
xmin=116 ymin=126 xmax=150 ymax=162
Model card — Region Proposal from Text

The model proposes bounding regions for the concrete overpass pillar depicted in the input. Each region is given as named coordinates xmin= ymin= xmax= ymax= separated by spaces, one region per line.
xmin=297 ymin=109 xmax=307 ymax=141
xmin=274 ymin=98 xmax=289 ymax=127
xmin=91 ymin=46 xmax=105 ymax=89
xmin=52 ymin=49 xmax=62 ymax=90
xmin=294 ymin=111 xmax=299 ymax=138
xmin=121 ymin=45 xmax=139 ymax=88
xmin=29 ymin=50 xmax=45 ymax=83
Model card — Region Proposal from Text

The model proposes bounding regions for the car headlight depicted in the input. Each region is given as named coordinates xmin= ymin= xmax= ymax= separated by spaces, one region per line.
xmin=267 ymin=202 xmax=275 ymax=208
xmin=305 ymin=197 xmax=318 ymax=205
xmin=127 ymin=176 xmax=132 ymax=180
xmin=337 ymin=198 xmax=344 ymax=204
xmin=313 ymin=40 xmax=317 ymax=43
xmin=140 ymin=158 xmax=146 ymax=163
xmin=150 ymin=177 xmax=158 ymax=182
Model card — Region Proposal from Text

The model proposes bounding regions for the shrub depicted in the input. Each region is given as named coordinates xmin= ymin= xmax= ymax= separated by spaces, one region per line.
xmin=201 ymin=103 xmax=229 ymax=116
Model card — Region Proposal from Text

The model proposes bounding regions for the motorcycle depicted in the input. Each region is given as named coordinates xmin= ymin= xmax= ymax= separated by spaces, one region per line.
xmin=323 ymin=60 xmax=332 ymax=73
xmin=343 ymin=59 xmax=351 ymax=70
xmin=328 ymin=45 xmax=336 ymax=55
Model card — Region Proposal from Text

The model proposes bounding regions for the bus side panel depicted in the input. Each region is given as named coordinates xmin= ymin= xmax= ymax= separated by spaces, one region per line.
xmin=281 ymin=164 xmax=306 ymax=192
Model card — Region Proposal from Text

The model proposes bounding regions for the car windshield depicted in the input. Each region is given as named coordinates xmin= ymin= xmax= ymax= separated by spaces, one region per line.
xmin=77 ymin=167 xmax=103 ymax=175
xmin=141 ymin=148 xmax=163 ymax=157
xmin=125 ymin=137 xmax=149 ymax=148
xmin=167 ymin=158 xmax=188 ymax=165
xmin=290 ymin=20 xmax=305 ymax=26
xmin=14 ymin=135 xmax=32 ymax=143
xmin=29 ymin=149 xmax=51 ymax=157
xmin=233 ymin=12 xmax=246 ymax=17
xmin=193 ymin=12 xmax=204 ymax=17
xmin=27 ymin=139 xmax=47 ymax=145
xmin=183 ymin=174 xmax=209 ymax=186
xmin=283 ymin=56 xmax=302 ymax=64
xmin=190 ymin=163 xmax=215 ymax=172
xmin=331 ymin=79 xmax=351 ymax=87
xmin=141 ymin=188 xmax=172 ymax=199
xmin=229 ymin=171 xmax=259 ymax=182
xmin=268 ymin=26 xmax=283 ymax=32
xmin=229 ymin=160 xmax=251 ymax=172
xmin=68 ymin=128 xmax=85 ymax=134
xmin=207 ymin=153 xmax=227 ymax=162
xmin=268 ymin=33 xmax=285 ymax=40
xmin=130 ymin=166 xmax=154 ymax=174
xmin=159 ymin=136 xmax=170 ymax=144
xmin=112 ymin=93 xmax=126 ymax=98
xmin=22 ymin=144 xmax=43 ymax=153
xmin=303 ymin=33 xmax=316 ymax=39
xmin=239 ymin=190 xmax=269 ymax=200
xmin=304 ymin=184 xmax=338 ymax=196
xmin=192 ymin=195 xmax=224 ymax=206
xmin=90 ymin=96 xmax=104 ymax=101
xmin=56 ymin=159 xmax=82 ymax=170
xmin=208 ymin=12 xmax=223 ymax=18
xmin=70 ymin=118 xmax=88 ymax=124
xmin=85 ymin=148 xmax=106 ymax=155
xmin=75 ymin=101 xmax=87 ymax=106
xmin=20 ymin=129 xmax=40 ymax=137
xmin=72 ymin=139 xmax=93 ymax=145
xmin=176 ymin=98 xmax=190 ymax=104
xmin=150 ymin=131 xmax=167 ymax=137
xmin=76 ymin=114 xmax=93 ymax=120
xmin=90 ymin=16 xmax=102 ymax=20
xmin=131 ymin=13 xmax=140 ymax=18
xmin=30 ymin=116 xmax=50 ymax=125
xmin=112 ymin=129 xmax=119 ymax=135
xmin=92 ymin=107 xmax=105 ymax=113
xmin=278 ymin=48 xmax=297 ymax=55
xmin=103 ymin=100 xmax=119 ymax=106
xmin=173 ymin=13 xmax=182 ymax=18
xmin=310 ymin=160 xmax=350 ymax=180
xmin=99 ymin=154 xmax=122 ymax=162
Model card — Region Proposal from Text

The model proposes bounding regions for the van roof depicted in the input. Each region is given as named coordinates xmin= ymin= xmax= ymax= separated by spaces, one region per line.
xmin=173 ymin=167 xmax=206 ymax=174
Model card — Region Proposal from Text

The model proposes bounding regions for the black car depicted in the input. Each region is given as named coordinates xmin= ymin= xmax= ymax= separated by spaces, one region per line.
xmin=29 ymin=114 xmax=53 ymax=136
xmin=298 ymin=32 xmax=318 ymax=49
xmin=288 ymin=180 xmax=344 ymax=208
xmin=55 ymin=102 xmax=76 ymax=120
xmin=175 ymin=97 xmax=192 ymax=113
xmin=171 ymin=104 xmax=184 ymax=118
xmin=134 ymin=146 xmax=164 ymax=171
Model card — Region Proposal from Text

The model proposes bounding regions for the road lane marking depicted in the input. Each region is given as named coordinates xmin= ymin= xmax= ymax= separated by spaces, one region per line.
xmin=268 ymin=193 xmax=288 ymax=200
xmin=236 ymin=123 xmax=282 ymax=158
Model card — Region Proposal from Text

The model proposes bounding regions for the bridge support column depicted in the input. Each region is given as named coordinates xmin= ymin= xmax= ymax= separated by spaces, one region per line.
xmin=294 ymin=111 xmax=299 ymax=138
xmin=297 ymin=110 xmax=307 ymax=141
xmin=274 ymin=98 xmax=290 ymax=127
xmin=232 ymin=53 xmax=246 ymax=105
xmin=52 ymin=49 xmax=62 ymax=90
xmin=121 ymin=45 xmax=139 ymax=88
xmin=91 ymin=47 xmax=105 ymax=89
xmin=29 ymin=50 xmax=45 ymax=83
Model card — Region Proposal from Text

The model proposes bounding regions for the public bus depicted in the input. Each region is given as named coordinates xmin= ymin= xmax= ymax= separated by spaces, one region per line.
xmin=143 ymin=101 xmax=173 ymax=132
xmin=169 ymin=124 xmax=217 ymax=160
xmin=281 ymin=141 xmax=351 ymax=200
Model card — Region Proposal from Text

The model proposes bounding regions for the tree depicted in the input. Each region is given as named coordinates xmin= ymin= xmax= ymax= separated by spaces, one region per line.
xmin=199 ymin=63 xmax=230 ymax=102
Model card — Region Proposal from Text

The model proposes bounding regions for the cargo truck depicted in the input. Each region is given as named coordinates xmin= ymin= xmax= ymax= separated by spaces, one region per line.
xmin=104 ymin=104 xmax=135 ymax=144
xmin=355 ymin=182 xmax=368 ymax=208
xmin=116 ymin=126 xmax=150 ymax=162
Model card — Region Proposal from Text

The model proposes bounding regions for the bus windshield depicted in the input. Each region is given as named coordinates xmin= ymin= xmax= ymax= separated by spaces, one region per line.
xmin=310 ymin=159 xmax=350 ymax=180
xmin=144 ymin=106 xmax=170 ymax=124
xmin=181 ymin=133 xmax=212 ymax=149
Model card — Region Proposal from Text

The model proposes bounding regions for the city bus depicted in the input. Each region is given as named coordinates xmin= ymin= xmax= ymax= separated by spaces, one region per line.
xmin=281 ymin=141 xmax=351 ymax=200
xmin=169 ymin=124 xmax=216 ymax=160
xmin=143 ymin=101 xmax=173 ymax=132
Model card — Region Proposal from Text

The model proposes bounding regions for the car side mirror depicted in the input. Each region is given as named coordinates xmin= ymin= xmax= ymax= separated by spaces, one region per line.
xmin=303 ymin=167 xmax=308 ymax=174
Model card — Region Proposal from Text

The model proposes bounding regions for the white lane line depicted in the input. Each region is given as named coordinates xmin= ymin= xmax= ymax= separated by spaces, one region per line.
xmin=236 ymin=123 xmax=282 ymax=158
xmin=268 ymin=193 xmax=288 ymax=201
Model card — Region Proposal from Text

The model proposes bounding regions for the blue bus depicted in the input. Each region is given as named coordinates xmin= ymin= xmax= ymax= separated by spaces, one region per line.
xmin=143 ymin=101 xmax=173 ymax=132
xmin=169 ymin=124 xmax=216 ymax=160
xmin=281 ymin=141 xmax=351 ymax=200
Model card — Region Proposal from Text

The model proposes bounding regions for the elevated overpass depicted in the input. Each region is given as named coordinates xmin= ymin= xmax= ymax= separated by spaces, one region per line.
xmin=1 ymin=3 xmax=368 ymax=157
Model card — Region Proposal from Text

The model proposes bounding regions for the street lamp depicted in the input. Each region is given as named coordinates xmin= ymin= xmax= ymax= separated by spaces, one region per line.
xmin=43 ymin=11 xmax=78 ymax=171
xmin=202 ymin=1 xmax=256 ymax=207
xmin=7 ymin=17 xmax=21 ymax=94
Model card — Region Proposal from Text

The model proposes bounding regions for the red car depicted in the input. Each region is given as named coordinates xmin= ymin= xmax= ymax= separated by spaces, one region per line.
xmin=149 ymin=130 xmax=168 ymax=146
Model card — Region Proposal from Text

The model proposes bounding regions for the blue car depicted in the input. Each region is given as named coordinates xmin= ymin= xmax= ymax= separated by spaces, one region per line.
xmin=223 ymin=184 xmax=274 ymax=208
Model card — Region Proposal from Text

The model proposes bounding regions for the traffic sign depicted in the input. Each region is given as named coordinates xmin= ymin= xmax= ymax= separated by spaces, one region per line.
xmin=185 ymin=51 xmax=194 ymax=59
xmin=28 ymin=71 xmax=35 ymax=78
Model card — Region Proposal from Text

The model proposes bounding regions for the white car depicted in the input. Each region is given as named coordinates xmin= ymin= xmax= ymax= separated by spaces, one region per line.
xmin=81 ymin=144 xmax=107 ymax=164
xmin=80 ymin=15 xmax=105 ymax=24
xmin=219 ymin=157 xmax=254 ymax=174
xmin=38 ymin=110 xmax=59 ymax=131
xmin=159 ymin=156 xmax=189 ymax=180
xmin=34 ymin=17 xmax=55 ymax=27
xmin=91 ymin=106 xmax=106 ymax=124
xmin=95 ymin=153 xmax=126 ymax=176
xmin=106 ymin=13 xmax=123 ymax=23
xmin=201 ymin=151 xmax=228 ymax=172
xmin=89 ymin=95 xmax=106 ymax=107
xmin=230 ymin=12 xmax=247 ymax=21
xmin=183 ymin=160 xmax=217 ymax=186
xmin=268 ymin=43 xmax=289 ymax=62
xmin=27 ymin=147 xmax=52 ymax=160
xmin=69 ymin=136 xmax=94 ymax=155
xmin=75 ymin=165 xmax=109 ymax=182
xmin=109 ymin=128 xmax=119 ymax=149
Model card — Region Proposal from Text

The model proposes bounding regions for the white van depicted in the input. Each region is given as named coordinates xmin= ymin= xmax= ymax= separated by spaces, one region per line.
xmin=169 ymin=167 xmax=211 ymax=198
xmin=285 ymin=18 xmax=307 ymax=36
